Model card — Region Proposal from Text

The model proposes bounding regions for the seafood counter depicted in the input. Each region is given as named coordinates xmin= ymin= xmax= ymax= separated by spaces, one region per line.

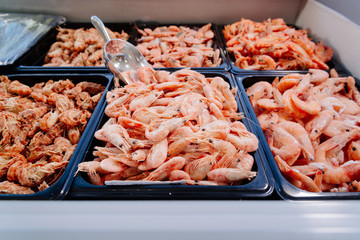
xmin=1 ymin=12 xmax=360 ymax=200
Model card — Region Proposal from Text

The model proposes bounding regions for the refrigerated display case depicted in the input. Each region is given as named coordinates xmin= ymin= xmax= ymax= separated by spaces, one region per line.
xmin=1 ymin=0 xmax=360 ymax=239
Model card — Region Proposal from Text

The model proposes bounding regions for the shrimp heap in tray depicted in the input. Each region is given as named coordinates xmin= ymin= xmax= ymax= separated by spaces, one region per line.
xmin=247 ymin=69 xmax=360 ymax=192
xmin=78 ymin=67 xmax=258 ymax=186
xmin=44 ymin=27 xmax=129 ymax=66
xmin=223 ymin=18 xmax=333 ymax=70
xmin=135 ymin=24 xmax=222 ymax=68
xmin=0 ymin=76 xmax=104 ymax=194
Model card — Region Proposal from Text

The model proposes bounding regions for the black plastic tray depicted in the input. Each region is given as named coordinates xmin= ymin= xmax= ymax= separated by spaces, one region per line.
xmin=131 ymin=21 xmax=230 ymax=72
xmin=67 ymin=71 xmax=273 ymax=200
xmin=16 ymin=22 xmax=134 ymax=71
xmin=217 ymin=24 xmax=348 ymax=76
xmin=0 ymin=72 xmax=112 ymax=200
xmin=236 ymin=73 xmax=360 ymax=200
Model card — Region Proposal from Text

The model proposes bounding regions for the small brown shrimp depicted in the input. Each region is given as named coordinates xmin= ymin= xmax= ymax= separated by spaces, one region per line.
xmin=31 ymin=92 xmax=48 ymax=103
xmin=67 ymin=127 xmax=81 ymax=144
xmin=17 ymin=161 xmax=67 ymax=187
xmin=76 ymin=82 xmax=105 ymax=95
xmin=8 ymin=80 xmax=32 ymax=96
xmin=59 ymin=109 xmax=82 ymax=127
xmin=55 ymin=94 xmax=75 ymax=113
xmin=0 ymin=181 xmax=35 ymax=194
xmin=76 ymin=91 xmax=93 ymax=110
xmin=40 ymin=111 xmax=59 ymax=132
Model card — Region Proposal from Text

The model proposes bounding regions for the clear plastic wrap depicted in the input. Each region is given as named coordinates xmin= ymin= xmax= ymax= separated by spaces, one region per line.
xmin=0 ymin=12 xmax=66 ymax=66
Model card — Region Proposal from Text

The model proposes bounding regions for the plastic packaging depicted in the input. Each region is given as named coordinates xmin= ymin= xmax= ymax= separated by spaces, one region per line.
xmin=67 ymin=72 xmax=273 ymax=200
xmin=0 ymin=13 xmax=65 ymax=67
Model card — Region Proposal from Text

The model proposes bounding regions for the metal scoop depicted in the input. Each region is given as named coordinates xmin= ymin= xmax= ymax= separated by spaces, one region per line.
xmin=90 ymin=15 xmax=150 ymax=85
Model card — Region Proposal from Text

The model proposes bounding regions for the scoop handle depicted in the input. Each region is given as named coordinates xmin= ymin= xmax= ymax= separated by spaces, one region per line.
xmin=90 ymin=15 xmax=111 ymax=42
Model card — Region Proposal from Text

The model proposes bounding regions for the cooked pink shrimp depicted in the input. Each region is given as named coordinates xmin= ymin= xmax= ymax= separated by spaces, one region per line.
xmin=246 ymin=81 xmax=273 ymax=105
xmin=348 ymin=141 xmax=360 ymax=161
xmin=169 ymin=170 xmax=191 ymax=181
xmin=184 ymin=154 xmax=216 ymax=180
xmin=322 ymin=120 xmax=360 ymax=138
xmin=276 ymin=74 xmax=302 ymax=93
xmin=309 ymin=69 xmax=329 ymax=84
xmin=305 ymin=110 xmax=334 ymax=140
xmin=274 ymin=155 xmax=321 ymax=192
xmin=267 ymin=125 xmax=301 ymax=166
xmin=180 ymin=93 xmax=205 ymax=120
xmin=143 ymin=156 xmax=185 ymax=181
xmin=145 ymin=118 xmax=185 ymax=142
xmin=228 ymin=121 xmax=258 ymax=152
xmin=77 ymin=161 xmax=104 ymax=185
xmin=129 ymin=91 xmax=163 ymax=112
xmin=323 ymin=161 xmax=360 ymax=184
xmin=99 ymin=158 xmax=128 ymax=173
xmin=278 ymin=120 xmax=315 ymax=162
xmin=290 ymin=92 xmax=321 ymax=115
xmin=168 ymin=137 xmax=193 ymax=157
xmin=138 ymin=138 xmax=168 ymax=171
xmin=103 ymin=124 xmax=131 ymax=154
xmin=195 ymin=120 xmax=230 ymax=140
xmin=257 ymin=112 xmax=279 ymax=131
xmin=315 ymin=129 xmax=360 ymax=164
xmin=131 ymin=149 xmax=148 ymax=162
xmin=207 ymin=168 xmax=256 ymax=182
xmin=236 ymin=152 xmax=254 ymax=171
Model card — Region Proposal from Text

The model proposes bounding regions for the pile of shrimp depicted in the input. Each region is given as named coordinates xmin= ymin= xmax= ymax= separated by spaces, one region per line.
xmin=78 ymin=67 xmax=258 ymax=186
xmin=223 ymin=18 xmax=333 ymax=70
xmin=0 ymin=76 xmax=104 ymax=194
xmin=43 ymin=27 xmax=129 ymax=67
xmin=135 ymin=24 xmax=222 ymax=68
xmin=247 ymin=69 xmax=360 ymax=192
